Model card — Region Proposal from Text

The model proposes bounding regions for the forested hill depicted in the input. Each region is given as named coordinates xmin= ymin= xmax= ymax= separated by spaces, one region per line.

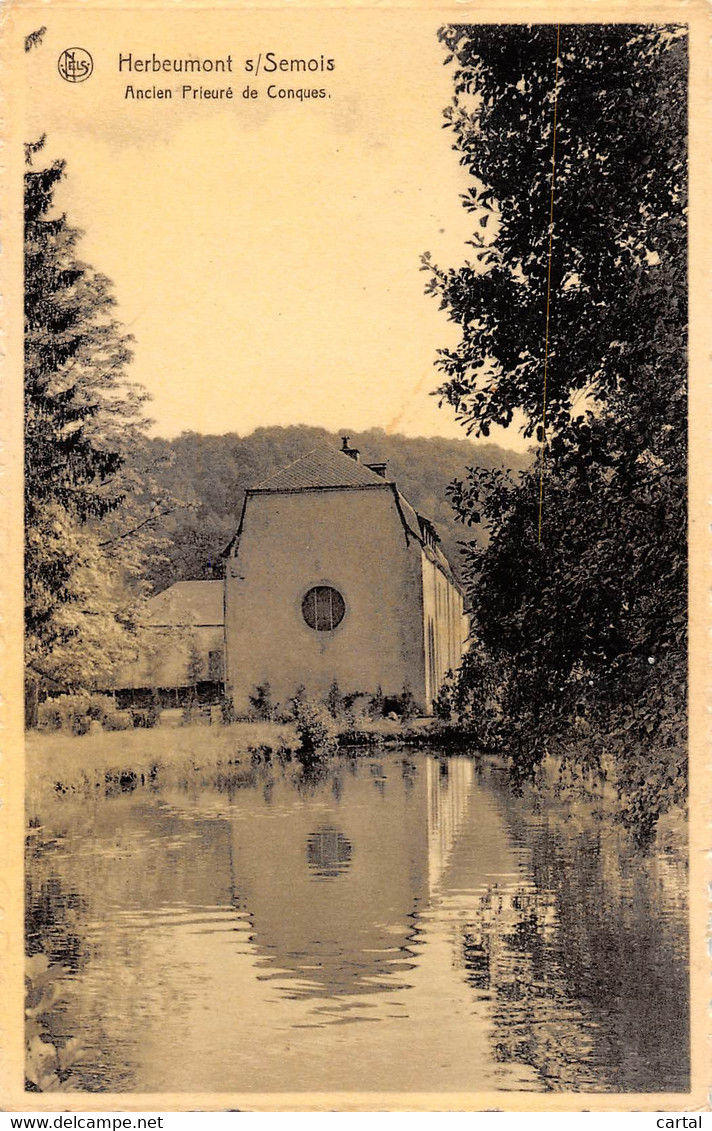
xmin=139 ymin=426 xmax=530 ymax=593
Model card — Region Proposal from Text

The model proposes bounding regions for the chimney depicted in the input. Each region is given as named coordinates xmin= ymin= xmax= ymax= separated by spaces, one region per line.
xmin=366 ymin=462 xmax=388 ymax=479
xmin=340 ymin=435 xmax=360 ymax=462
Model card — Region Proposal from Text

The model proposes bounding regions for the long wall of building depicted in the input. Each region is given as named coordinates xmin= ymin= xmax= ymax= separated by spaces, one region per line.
xmin=421 ymin=550 xmax=469 ymax=710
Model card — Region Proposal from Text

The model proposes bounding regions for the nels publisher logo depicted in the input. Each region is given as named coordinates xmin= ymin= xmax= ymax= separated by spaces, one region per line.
xmin=58 ymin=48 xmax=93 ymax=83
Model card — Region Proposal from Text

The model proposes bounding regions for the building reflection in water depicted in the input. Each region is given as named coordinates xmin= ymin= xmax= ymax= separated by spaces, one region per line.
xmin=425 ymin=756 xmax=474 ymax=892
xmin=226 ymin=760 xmax=425 ymax=1000
xmin=219 ymin=755 xmax=487 ymax=1004
xmin=306 ymin=827 xmax=352 ymax=879
xmin=25 ymin=753 xmax=689 ymax=1094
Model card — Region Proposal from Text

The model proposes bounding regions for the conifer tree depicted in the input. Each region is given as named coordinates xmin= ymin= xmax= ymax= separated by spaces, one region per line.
xmin=24 ymin=141 xmax=166 ymax=706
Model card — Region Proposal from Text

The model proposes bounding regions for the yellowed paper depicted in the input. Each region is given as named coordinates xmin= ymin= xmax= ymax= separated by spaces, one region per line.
xmin=1 ymin=0 xmax=709 ymax=1112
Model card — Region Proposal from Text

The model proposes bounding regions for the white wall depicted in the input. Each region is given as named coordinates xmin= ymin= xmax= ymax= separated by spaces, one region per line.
xmin=224 ymin=487 xmax=427 ymax=714
xmin=421 ymin=549 xmax=468 ymax=711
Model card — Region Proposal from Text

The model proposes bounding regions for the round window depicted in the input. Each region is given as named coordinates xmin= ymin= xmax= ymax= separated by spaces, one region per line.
xmin=302 ymin=586 xmax=346 ymax=632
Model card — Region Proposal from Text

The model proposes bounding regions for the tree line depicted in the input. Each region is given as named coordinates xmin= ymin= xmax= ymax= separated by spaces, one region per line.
xmin=134 ymin=426 xmax=527 ymax=593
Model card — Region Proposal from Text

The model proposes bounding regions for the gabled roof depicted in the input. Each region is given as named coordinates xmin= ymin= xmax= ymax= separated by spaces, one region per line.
xmin=253 ymin=445 xmax=388 ymax=492
xmin=248 ymin=444 xmax=425 ymax=545
xmin=226 ymin=443 xmax=463 ymax=595
xmin=146 ymin=580 xmax=224 ymax=627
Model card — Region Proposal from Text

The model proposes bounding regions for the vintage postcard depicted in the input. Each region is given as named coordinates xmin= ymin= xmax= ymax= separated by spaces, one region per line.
xmin=0 ymin=0 xmax=709 ymax=1113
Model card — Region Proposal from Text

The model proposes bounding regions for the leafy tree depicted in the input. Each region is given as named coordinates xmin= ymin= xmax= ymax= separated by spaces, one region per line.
xmin=424 ymin=25 xmax=687 ymax=828
xmin=24 ymin=141 xmax=175 ymax=707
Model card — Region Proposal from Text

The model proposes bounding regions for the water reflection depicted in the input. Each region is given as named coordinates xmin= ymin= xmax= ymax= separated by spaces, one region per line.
xmin=26 ymin=753 xmax=689 ymax=1094
xmin=225 ymin=759 xmax=428 ymax=1004
xmin=306 ymin=828 xmax=352 ymax=879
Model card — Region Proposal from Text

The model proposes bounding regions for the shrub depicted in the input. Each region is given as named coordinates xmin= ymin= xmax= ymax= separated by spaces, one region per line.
xmin=70 ymin=714 xmax=92 ymax=736
xmin=220 ymin=693 xmax=236 ymax=725
xmin=449 ymin=643 xmax=505 ymax=748
xmin=290 ymin=684 xmax=306 ymax=710
xmin=37 ymin=704 xmax=62 ymax=733
xmin=37 ymin=693 xmax=115 ymax=735
xmin=102 ymin=709 xmax=132 ymax=732
xmin=432 ymin=670 xmax=457 ymax=721
xmin=397 ymin=683 xmax=418 ymax=722
xmin=130 ymin=703 xmax=161 ymax=729
xmin=326 ymin=679 xmax=343 ymax=719
xmin=249 ymin=681 xmax=274 ymax=721
xmin=291 ymin=696 xmax=338 ymax=767
xmin=342 ymin=693 xmax=371 ymax=729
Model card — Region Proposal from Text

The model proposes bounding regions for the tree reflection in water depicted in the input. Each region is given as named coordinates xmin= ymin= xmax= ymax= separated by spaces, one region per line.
xmin=454 ymin=794 xmax=689 ymax=1092
xmin=24 ymin=752 xmax=688 ymax=1094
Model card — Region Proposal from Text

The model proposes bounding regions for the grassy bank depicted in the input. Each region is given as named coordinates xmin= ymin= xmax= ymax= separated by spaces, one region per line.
xmin=26 ymin=721 xmax=299 ymax=808
xmin=26 ymin=716 xmax=481 ymax=812
xmin=26 ymin=722 xmax=685 ymax=851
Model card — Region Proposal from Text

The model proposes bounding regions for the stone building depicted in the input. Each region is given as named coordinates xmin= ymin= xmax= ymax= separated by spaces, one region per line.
xmin=109 ymin=440 xmax=468 ymax=714
xmin=223 ymin=440 xmax=468 ymax=714
xmin=111 ymin=580 xmax=224 ymax=707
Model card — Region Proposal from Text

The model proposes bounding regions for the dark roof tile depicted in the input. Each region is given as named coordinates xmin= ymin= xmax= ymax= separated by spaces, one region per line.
xmin=254 ymin=446 xmax=388 ymax=491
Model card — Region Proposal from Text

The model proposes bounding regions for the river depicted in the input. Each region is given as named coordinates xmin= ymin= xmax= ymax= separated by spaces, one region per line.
xmin=26 ymin=751 xmax=689 ymax=1094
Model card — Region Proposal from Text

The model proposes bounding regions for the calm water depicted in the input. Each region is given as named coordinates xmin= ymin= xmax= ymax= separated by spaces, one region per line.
xmin=26 ymin=752 xmax=689 ymax=1094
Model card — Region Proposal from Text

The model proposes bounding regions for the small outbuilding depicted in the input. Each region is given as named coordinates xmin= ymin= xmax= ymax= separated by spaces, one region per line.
xmin=111 ymin=580 xmax=224 ymax=708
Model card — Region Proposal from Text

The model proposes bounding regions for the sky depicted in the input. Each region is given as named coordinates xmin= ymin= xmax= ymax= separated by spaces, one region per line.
xmin=24 ymin=10 xmax=527 ymax=451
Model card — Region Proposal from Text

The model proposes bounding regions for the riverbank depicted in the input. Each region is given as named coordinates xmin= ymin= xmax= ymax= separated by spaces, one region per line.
xmin=26 ymin=721 xmax=299 ymax=808
xmin=28 ymin=717 xmax=680 ymax=839
xmin=26 ymin=717 xmax=474 ymax=813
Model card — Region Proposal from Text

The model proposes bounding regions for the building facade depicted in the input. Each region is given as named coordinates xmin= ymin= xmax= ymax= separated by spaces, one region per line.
xmin=110 ymin=580 xmax=224 ymax=707
xmin=223 ymin=441 xmax=468 ymax=714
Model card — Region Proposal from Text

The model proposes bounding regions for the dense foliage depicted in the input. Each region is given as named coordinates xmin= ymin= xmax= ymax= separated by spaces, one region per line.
xmin=425 ymin=24 xmax=687 ymax=831
xmin=24 ymin=143 xmax=171 ymax=702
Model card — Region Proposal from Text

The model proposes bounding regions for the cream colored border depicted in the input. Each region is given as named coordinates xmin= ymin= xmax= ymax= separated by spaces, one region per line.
xmin=0 ymin=0 xmax=709 ymax=1112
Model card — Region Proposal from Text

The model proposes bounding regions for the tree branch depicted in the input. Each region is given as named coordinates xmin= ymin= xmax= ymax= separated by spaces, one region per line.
xmin=98 ymin=506 xmax=179 ymax=548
